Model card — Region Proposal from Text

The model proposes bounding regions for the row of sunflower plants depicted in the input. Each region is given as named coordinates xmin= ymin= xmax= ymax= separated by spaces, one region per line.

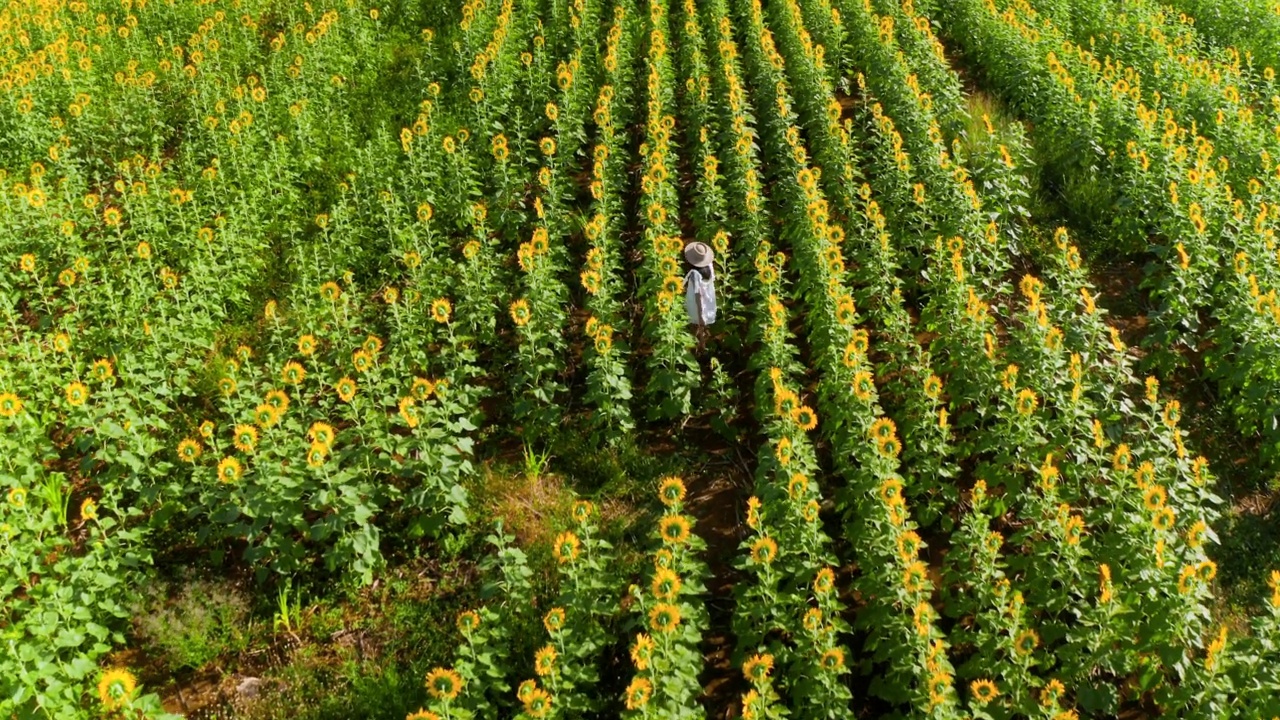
xmin=579 ymin=3 xmax=640 ymax=443
xmin=838 ymin=4 xmax=1239 ymax=714
xmin=727 ymin=0 xmax=964 ymax=714
xmin=866 ymin=0 xmax=967 ymax=139
xmin=1030 ymin=0 xmax=1273 ymax=187
xmin=1149 ymin=0 xmax=1280 ymax=73
xmin=695 ymin=8 xmax=853 ymax=710
xmin=622 ymin=477 xmax=710 ymax=718
xmin=408 ymin=524 xmax=537 ymax=720
xmin=636 ymin=0 xmax=700 ymax=419
xmin=928 ymin=0 xmax=1280 ymax=462
xmin=860 ymin=0 xmax=1037 ymax=245
xmin=765 ymin=0 xmax=957 ymax=520
xmin=0 ymin=390 xmax=172 ymax=717
xmin=505 ymin=15 xmax=602 ymax=438
xmin=1016 ymin=0 xmax=1280 ymax=463
xmin=0 ymin=0 xmax=489 ymax=708
xmin=775 ymin=0 xmax=1238 ymax=714
xmin=831 ymin=0 xmax=1011 ymax=284
xmin=511 ymin=499 xmax=619 ymax=719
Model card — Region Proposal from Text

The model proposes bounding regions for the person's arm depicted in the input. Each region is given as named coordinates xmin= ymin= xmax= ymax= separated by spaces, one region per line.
xmin=696 ymin=289 xmax=705 ymax=326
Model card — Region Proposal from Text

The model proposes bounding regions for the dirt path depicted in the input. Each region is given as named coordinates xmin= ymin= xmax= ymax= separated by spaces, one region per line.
xmin=677 ymin=423 xmax=755 ymax=718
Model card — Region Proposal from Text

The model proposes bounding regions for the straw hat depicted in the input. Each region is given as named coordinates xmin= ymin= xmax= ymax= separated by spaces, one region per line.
xmin=683 ymin=241 xmax=714 ymax=268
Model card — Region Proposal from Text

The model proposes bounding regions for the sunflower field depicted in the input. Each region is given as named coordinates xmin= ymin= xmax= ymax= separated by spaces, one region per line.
xmin=6 ymin=0 xmax=1280 ymax=717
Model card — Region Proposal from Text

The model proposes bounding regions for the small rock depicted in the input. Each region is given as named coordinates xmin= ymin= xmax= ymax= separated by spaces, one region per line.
xmin=236 ymin=677 xmax=263 ymax=699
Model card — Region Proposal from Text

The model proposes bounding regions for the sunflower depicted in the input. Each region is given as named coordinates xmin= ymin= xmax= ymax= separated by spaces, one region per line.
xmin=1014 ymin=388 xmax=1038 ymax=415
xmin=923 ymin=374 xmax=943 ymax=400
xmin=262 ymin=389 xmax=289 ymax=413
xmin=199 ymin=421 xmax=215 ymax=440
xmin=630 ymin=633 xmax=655 ymax=670
xmin=1178 ymin=564 xmax=1198 ymax=594
xmin=835 ymin=296 xmax=857 ymax=324
xmin=517 ymin=679 xmax=538 ymax=704
xmin=652 ymin=567 xmax=682 ymax=600
xmin=750 ymin=536 xmax=778 ymax=565
xmin=425 ymin=667 xmax=463 ymax=700
xmin=19 ymin=253 xmax=36 ymax=272
xmin=255 ymin=404 xmax=281 ymax=428
xmin=1187 ymin=519 xmax=1208 ymax=548
xmin=177 ymin=438 xmax=202 ymax=463
xmin=878 ymin=477 xmax=904 ymax=506
xmin=813 ymin=566 xmax=835 ymax=595
xmin=775 ymin=436 xmax=793 ymax=466
xmin=897 ymin=531 xmax=922 ymax=562
xmin=553 ymin=531 xmax=580 ymax=564
xmin=336 ymin=377 xmax=357 ymax=402
xmin=564 ymin=502 xmax=592 ymax=528
xmin=218 ymin=376 xmax=237 ymax=396
xmin=819 ymin=647 xmax=845 ymax=671
xmin=792 ymin=405 xmax=818 ymax=431
xmin=405 ymin=710 xmax=440 ymax=720
xmin=649 ymin=602 xmax=681 ymax=633
xmin=8 ymin=487 xmax=27 ymax=509
xmin=1134 ymin=462 xmax=1157 ymax=489
xmin=745 ymin=496 xmax=762 ymax=529
xmin=625 ymin=677 xmax=652 ymax=710
xmin=1112 ymin=444 xmax=1131 ymax=473
xmin=534 ymin=644 xmax=557 ymax=677
xmin=228 ymin=424 xmax=257 ymax=453
xmin=870 ymin=417 xmax=896 ymax=443
xmin=659 ymin=514 xmax=692 ymax=545
xmin=91 ymin=358 xmax=115 ymax=382
xmin=850 ymin=371 xmax=876 ymax=402
xmin=877 ymin=434 xmax=902 ymax=459
xmin=784 ymin=474 xmax=808 ymax=502
xmin=970 ymin=679 xmax=998 ymax=704
xmin=774 ymin=388 xmax=799 ymax=417
xmin=399 ymin=397 xmax=419 ymax=429
xmin=803 ymin=607 xmax=824 ymax=632
xmin=431 ymin=298 xmax=452 ymax=323
xmin=352 ymin=350 xmax=373 ymax=374
xmin=1063 ymin=515 xmax=1085 ymax=544
xmin=456 ymin=610 xmax=481 ymax=635
xmin=523 ymin=687 xmax=552 ymax=718
xmin=1198 ymin=560 xmax=1217 ymax=581
xmin=409 ymin=377 xmax=436 ymax=401
xmin=510 ymin=299 xmax=532 ymax=326
xmin=742 ymin=653 xmax=774 ymax=684
xmin=281 ymin=361 xmax=306 ymax=385
xmin=653 ymin=549 xmax=675 ymax=571
xmin=1014 ymin=629 xmax=1039 ymax=656
xmin=542 ymin=607 xmax=565 ymax=634
xmin=306 ymin=442 xmax=328 ymax=468
xmin=1143 ymin=485 xmax=1167 ymax=512
xmin=803 ymin=500 xmax=820 ymax=523
xmin=65 ymin=381 xmax=89 ymax=407
xmin=319 ymin=281 xmax=342 ymax=301
xmin=217 ymin=457 xmax=243 ymax=483
xmin=1040 ymin=679 xmax=1065 ymax=706
xmin=658 ymin=476 xmax=686 ymax=506
xmin=80 ymin=496 xmax=99 ymax=520
xmin=97 ymin=668 xmax=137 ymax=710
xmin=308 ymin=422 xmax=335 ymax=448
xmin=903 ymin=561 xmax=928 ymax=594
